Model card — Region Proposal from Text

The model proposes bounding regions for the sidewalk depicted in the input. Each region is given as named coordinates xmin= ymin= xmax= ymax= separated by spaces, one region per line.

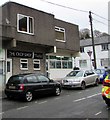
xmin=0 ymin=89 xmax=6 ymax=99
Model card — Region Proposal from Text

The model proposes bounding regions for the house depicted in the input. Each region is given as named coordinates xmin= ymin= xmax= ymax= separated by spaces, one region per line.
xmin=74 ymin=35 xmax=110 ymax=70
xmin=0 ymin=2 xmax=80 ymax=89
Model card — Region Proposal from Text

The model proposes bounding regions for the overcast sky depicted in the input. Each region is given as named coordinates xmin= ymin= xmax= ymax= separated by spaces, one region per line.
xmin=0 ymin=0 xmax=109 ymax=33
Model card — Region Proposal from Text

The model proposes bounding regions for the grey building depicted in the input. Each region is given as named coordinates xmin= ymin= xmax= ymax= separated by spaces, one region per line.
xmin=0 ymin=2 xmax=79 ymax=87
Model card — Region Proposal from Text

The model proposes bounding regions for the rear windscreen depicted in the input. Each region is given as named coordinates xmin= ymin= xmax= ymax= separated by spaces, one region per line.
xmin=8 ymin=76 xmax=23 ymax=84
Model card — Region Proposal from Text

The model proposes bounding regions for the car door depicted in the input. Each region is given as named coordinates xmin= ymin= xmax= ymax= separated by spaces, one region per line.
xmin=25 ymin=75 xmax=42 ymax=94
xmin=84 ymin=70 xmax=92 ymax=85
xmin=37 ymin=75 xmax=53 ymax=94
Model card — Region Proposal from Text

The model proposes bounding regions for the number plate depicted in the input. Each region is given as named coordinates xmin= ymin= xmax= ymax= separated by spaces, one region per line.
xmin=9 ymin=86 xmax=15 ymax=89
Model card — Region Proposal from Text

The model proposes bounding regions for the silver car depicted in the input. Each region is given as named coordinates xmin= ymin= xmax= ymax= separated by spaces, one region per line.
xmin=62 ymin=70 xmax=99 ymax=89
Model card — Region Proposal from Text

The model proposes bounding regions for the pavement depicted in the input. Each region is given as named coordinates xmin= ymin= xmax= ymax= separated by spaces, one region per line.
xmin=0 ymin=89 xmax=6 ymax=99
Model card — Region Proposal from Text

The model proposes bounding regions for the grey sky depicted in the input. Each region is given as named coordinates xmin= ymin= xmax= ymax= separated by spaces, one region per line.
xmin=0 ymin=0 xmax=109 ymax=33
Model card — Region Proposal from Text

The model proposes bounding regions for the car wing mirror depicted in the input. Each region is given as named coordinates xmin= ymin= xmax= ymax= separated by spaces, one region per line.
xmin=49 ymin=79 xmax=54 ymax=82
xmin=84 ymin=74 xmax=87 ymax=77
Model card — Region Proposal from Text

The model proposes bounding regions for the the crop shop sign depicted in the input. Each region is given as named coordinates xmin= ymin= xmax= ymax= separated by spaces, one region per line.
xmin=7 ymin=50 xmax=43 ymax=59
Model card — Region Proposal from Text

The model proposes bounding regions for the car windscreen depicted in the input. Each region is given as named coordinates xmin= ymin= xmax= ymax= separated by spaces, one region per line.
xmin=8 ymin=75 xmax=24 ymax=84
xmin=75 ymin=71 xmax=84 ymax=77
xmin=66 ymin=71 xmax=80 ymax=77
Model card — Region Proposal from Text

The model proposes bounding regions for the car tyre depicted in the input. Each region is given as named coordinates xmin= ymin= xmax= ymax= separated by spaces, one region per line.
xmin=55 ymin=87 xmax=61 ymax=96
xmin=81 ymin=82 xmax=86 ymax=90
xmin=25 ymin=91 xmax=33 ymax=102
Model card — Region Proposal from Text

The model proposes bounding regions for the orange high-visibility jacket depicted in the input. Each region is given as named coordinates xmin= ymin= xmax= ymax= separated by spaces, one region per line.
xmin=102 ymin=74 xmax=110 ymax=99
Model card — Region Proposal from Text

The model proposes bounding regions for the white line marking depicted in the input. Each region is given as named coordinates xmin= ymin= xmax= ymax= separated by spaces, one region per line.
xmin=35 ymin=101 xmax=38 ymax=103
xmin=17 ymin=106 xmax=28 ymax=110
xmin=66 ymin=94 xmax=70 ymax=96
xmin=73 ymin=93 xmax=101 ymax=102
xmin=73 ymin=97 xmax=86 ymax=102
xmin=78 ymin=92 xmax=82 ymax=94
xmin=95 ymin=111 xmax=102 ymax=116
xmin=38 ymin=101 xmax=47 ymax=104
xmin=54 ymin=97 xmax=61 ymax=100
xmin=85 ymin=89 xmax=90 ymax=91
xmin=87 ymin=93 xmax=101 ymax=99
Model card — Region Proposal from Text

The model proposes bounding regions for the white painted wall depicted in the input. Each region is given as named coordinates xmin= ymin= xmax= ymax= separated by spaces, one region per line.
xmin=49 ymin=69 xmax=72 ymax=80
xmin=75 ymin=44 xmax=109 ymax=70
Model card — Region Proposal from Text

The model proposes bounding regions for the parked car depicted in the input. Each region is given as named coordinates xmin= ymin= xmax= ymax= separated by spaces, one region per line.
xmin=94 ymin=69 xmax=108 ymax=83
xmin=62 ymin=70 xmax=99 ymax=89
xmin=102 ymin=69 xmax=110 ymax=107
xmin=5 ymin=73 xmax=61 ymax=102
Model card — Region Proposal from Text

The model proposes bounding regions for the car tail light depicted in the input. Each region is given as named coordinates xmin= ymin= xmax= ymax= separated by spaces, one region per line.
xmin=19 ymin=84 xmax=24 ymax=90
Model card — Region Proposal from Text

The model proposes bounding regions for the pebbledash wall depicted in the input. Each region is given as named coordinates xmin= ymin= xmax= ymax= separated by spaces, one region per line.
xmin=1 ymin=1 xmax=80 ymax=87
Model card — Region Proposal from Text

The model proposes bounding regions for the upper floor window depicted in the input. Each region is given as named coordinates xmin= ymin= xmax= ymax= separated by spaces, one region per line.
xmin=80 ymin=47 xmax=84 ymax=53
xmin=101 ymin=44 xmax=109 ymax=51
xmin=17 ymin=14 xmax=34 ymax=35
xmin=55 ymin=26 xmax=66 ymax=42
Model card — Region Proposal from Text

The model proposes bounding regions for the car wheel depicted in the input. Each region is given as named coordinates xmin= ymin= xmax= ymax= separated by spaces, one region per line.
xmin=95 ymin=79 xmax=99 ymax=86
xmin=25 ymin=91 xmax=33 ymax=102
xmin=81 ymin=82 xmax=86 ymax=90
xmin=55 ymin=87 xmax=61 ymax=96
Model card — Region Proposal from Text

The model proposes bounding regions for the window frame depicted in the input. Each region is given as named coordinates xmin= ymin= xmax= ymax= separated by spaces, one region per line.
xmin=33 ymin=59 xmax=40 ymax=70
xmin=55 ymin=26 xmax=66 ymax=42
xmin=20 ymin=59 xmax=28 ymax=70
xmin=17 ymin=14 xmax=34 ymax=35
xmin=101 ymin=44 xmax=109 ymax=51
xmin=79 ymin=60 xmax=87 ymax=68
xmin=80 ymin=47 xmax=85 ymax=53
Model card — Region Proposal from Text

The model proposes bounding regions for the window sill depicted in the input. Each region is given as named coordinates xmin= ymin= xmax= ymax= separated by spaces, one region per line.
xmin=56 ymin=39 xmax=66 ymax=43
xmin=17 ymin=30 xmax=34 ymax=36
xmin=20 ymin=68 xmax=28 ymax=70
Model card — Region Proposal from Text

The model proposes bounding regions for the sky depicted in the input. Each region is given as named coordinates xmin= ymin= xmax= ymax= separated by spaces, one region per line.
xmin=0 ymin=0 xmax=109 ymax=33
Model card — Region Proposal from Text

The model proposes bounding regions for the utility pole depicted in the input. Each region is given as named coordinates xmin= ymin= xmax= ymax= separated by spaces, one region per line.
xmin=89 ymin=11 xmax=97 ymax=69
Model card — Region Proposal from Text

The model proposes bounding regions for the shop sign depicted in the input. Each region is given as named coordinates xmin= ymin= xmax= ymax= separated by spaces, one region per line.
xmin=7 ymin=50 xmax=33 ymax=58
xmin=34 ymin=53 xmax=43 ymax=59
xmin=7 ymin=50 xmax=43 ymax=59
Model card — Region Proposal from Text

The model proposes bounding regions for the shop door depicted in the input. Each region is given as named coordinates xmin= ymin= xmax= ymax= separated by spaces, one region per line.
xmin=6 ymin=59 xmax=12 ymax=83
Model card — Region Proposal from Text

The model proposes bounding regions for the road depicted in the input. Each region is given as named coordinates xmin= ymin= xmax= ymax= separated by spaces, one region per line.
xmin=1 ymin=85 xmax=110 ymax=119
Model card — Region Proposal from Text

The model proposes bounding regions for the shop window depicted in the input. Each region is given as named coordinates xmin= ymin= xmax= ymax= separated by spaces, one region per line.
xmin=17 ymin=14 xmax=34 ymax=34
xmin=62 ymin=61 xmax=68 ymax=68
xmin=68 ymin=61 xmax=72 ymax=68
xmin=50 ymin=61 xmax=56 ymax=68
xmin=55 ymin=26 xmax=66 ymax=42
xmin=20 ymin=59 xmax=28 ymax=70
xmin=56 ymin=61 xmax=61 ymax=68
xmin=33 ymin=59 xmax=40 ymax=70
